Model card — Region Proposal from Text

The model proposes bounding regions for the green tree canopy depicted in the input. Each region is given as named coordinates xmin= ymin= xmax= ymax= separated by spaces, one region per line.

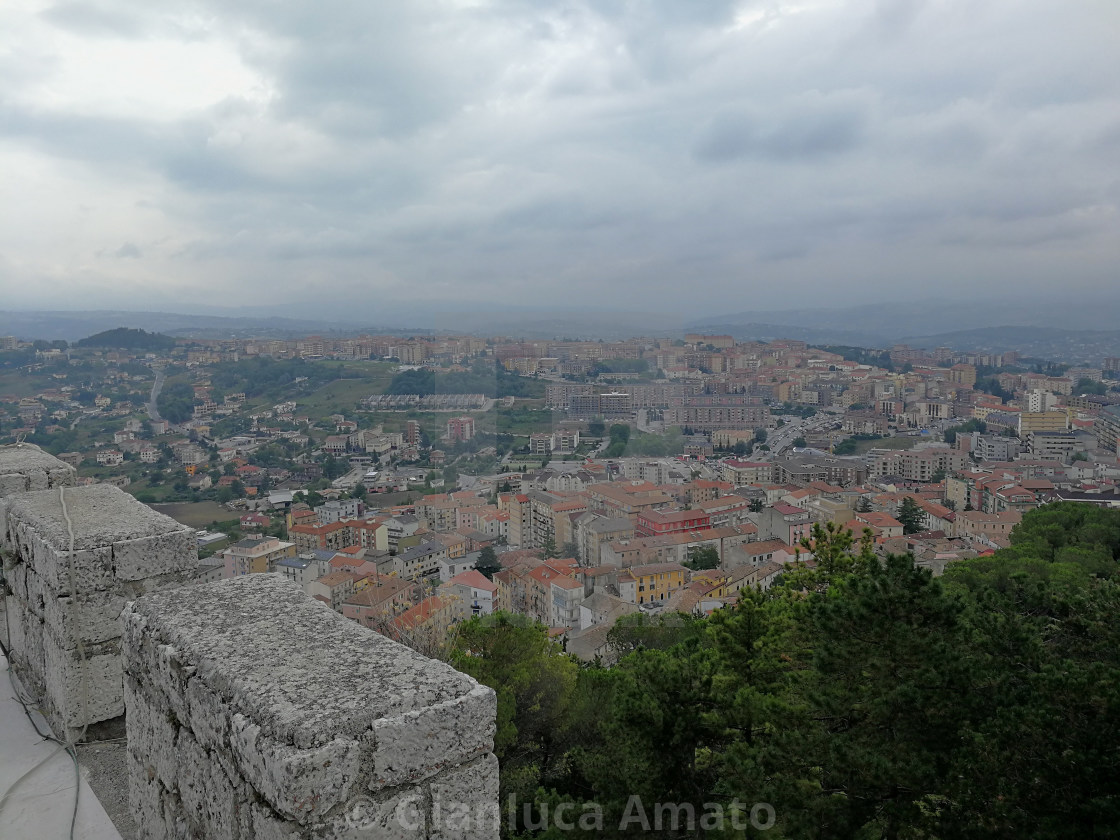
xmin=897 ymin=495 xmax=924 ymax=534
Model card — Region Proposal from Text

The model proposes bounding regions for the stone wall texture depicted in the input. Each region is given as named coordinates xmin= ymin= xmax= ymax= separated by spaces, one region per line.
xmin=1 ymin=446 xmax=199 ymax=742
xmin=123 ymin=574 xmax=499 ymax=839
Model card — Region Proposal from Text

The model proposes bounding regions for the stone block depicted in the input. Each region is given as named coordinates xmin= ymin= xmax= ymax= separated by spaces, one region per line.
xmin=127 ymin=746 xmax=167 ymax=840
xmin=226 ymin=715 xmax=364 ymax=825
xmin=7 ymin=595 xmax=46 ymax=695
xmin=315 ymin=786 xmax=431 ymax=840
xmin=0 ymin=473 xmax=28 ymax=496
xmin=3 ymin=484 xmax=197 ymax=594
xmin=369 ymin=685 xmax=496 ymax=789
xmin=124 ymin=675 xmax=180 ymax=792
xmin=43 ymin=588 xmax=127 ymax=648
xmin=7 ymin=561 xmax=31 ymax=606
xmin=113 ymin=529 xmax=199 ymax=581
xmin=429 ymin=755 xmax=501 ymax=840
xmin=184 ymin=673 xmax=231 ymax=753
xmin=177 ymin=729 xmax=254 ymax=840
xmin=43 ymin=631 xmax=123 ymax=730
xmin=0 ymin=445 xmax=75 ymax=494
xmin=123 ymin=574 xmax=500 ymax=837
xmin=3 ymin=477 xmax=198 ymax=744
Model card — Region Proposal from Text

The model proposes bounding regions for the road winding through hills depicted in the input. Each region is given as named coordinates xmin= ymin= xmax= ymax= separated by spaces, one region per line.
xmin=147 ymin=367 xmax=166 ymax=422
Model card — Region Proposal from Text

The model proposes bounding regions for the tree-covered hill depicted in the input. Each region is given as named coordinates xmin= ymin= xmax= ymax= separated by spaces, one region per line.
xmin=76 ymin=327 xmax=176 ymax=350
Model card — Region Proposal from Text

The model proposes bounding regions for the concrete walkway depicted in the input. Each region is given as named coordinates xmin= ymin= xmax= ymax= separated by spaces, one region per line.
xmin=0 ymin=650 xmax=124 ymax=840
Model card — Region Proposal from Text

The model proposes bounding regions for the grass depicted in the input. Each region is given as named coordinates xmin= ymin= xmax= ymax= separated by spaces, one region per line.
xmin=299 ymin=378 xmax=388 ymax=418
xmin=496 ymin=408 xmax=559 ymax=436
xmin=0 ymin=372 xmax=58 ymax=398
xmin=149 ymin=501 xmax=236 ymax=528
xmin=292 ymin=364 xmax=401 ymax=419
xmin=847 ymin=436 xmax=920 ymax=455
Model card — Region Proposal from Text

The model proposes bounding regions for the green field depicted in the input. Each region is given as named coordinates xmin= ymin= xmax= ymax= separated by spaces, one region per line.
xmin=0 ymin=372 xmax=57 ymax=398
xmin=151 ymin=501 xmax=237 ymax=528
xmin=849 ymin=435 xmax=921 ymax=455
xmin=297 ymin=377 xmax=391 ymax=418
xmin=496 ymin=407 xmax=559 ymax=436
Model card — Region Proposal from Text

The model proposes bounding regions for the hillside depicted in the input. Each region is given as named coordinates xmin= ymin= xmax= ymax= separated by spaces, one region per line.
xmin=75 ymin=327 xmax=176 ymax=350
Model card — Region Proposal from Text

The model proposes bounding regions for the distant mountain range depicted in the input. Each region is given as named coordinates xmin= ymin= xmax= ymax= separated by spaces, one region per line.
xmin=688 ymin=296 xmax=1120 ymax=339
xmin=0 ymin=307 xmax=683 ymax=343
xmin=4 ymin=295 xmax=1120 ymax=364
xmin=687 ymin=297 xmax=1120 ymax=363
xmin=0 ymin=310 xmax=425 ymax=343
xmin=897 ymin=326 xmax=1120 ymax=365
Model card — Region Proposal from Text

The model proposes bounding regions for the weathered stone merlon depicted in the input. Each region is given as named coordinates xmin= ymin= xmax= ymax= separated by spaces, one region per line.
xmin=123 ymin=574 xmax=500 ymax=838
xmin=0 ymin=443 xmax=75 ymax=495
xmin=2 ymin=483 xmax=197 ymax=593
xmin=1 ymin=463 xmax=199 ymax=742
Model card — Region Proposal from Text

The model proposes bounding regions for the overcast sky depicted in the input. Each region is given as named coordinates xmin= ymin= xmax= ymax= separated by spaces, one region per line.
xmin=1 ymin=0 xmax=1118 ymax=319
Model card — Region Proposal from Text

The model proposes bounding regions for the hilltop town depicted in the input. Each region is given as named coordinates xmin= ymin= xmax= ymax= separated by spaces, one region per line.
xmin=3 ymin=329 xmax=1119 ymax=660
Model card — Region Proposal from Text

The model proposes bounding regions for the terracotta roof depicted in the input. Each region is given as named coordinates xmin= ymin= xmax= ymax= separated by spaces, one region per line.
xmin=444 ymin=570 xmax=498 ymax=592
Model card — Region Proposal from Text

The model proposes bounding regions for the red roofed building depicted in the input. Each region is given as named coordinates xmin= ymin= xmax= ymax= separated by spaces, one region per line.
xmin=386 ymin=596 xmax=455 ymax=655
xmin=240 ymin=512 xmax=271 ymax=530
xmin=636 ymin=508 xmax=712 ymax=537
xmin=438 ymin=569 xmax=498 ymax=620
xmin=341 ymin=578 xmax=419 ymax=630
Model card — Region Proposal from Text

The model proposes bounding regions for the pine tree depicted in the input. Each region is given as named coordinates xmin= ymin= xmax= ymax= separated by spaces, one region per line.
xmin=897 ymin=495 xmax=924 ymax=534
xmin=475 ymin=545 xmax=502 ymax=580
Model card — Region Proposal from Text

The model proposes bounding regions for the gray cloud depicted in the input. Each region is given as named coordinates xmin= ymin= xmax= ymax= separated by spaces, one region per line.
xmin=0 ymin=0 xmax=1117 ymax=316
xmin=40 ymin=2 xmax=143 ymax=38
xmin=114 ymin=242 xmax=141 ymax=258
xmin=693 ymin=99 xmax=868 ymax=163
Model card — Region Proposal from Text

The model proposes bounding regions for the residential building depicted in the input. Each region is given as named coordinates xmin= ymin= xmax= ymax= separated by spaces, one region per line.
xmin=869 ymin=447 xmax=969 ymax=482
xmin=756 ymin=503 xmax=815 ymax=545
xmin=306 ymin=571 xmax=358 ymax=611
xmin=635 ymin=508 xmax=712 ymax=537
xmin=274 ymin=556 xmax=320 ymax=588
xmin=720 ymin=460 xmax=774 ymax=485
xmin=853 ymin=511 xmax=904 ymax=539
xmin=577 ymin=515 xmax=636 ymax=565
xmin=341 ymin=578 xmax=419 ymax=631
xmin=438 ymin=570 xmax=498 ymax=621
xmin=288 ymin=520 xmax=360 ymax=554
xmin=954 ymin=510 xmax=1022 ymax=544
xmin=773 ymin=455 xmax=868 ymax=486
xmin=447 ymin=416 xmax=475 ymax=442
xmin=617 ymin=562 xmax=689 ymax=605
xmin=723 ymin=539 xmax=798 ymax=569
xmin=394 ymin=540 xmax=449 ymax=581
xmin=1096 ymin=405 xmax=1120 ymax=457
xmin=1017 ymin=411 xmax=1071 ymax=435
xmin=315 ymin=498 xmax=364 ymax=525
xmin=220 ymin=535 xmax=297 ymax=578
xmin=970 ymin=434 xmax=1021 ymax=462
xmin=1026 ymin=431 xmax=1078 ymax=461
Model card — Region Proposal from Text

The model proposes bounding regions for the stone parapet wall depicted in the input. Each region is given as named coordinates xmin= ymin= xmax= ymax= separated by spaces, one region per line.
xmin=0 ymin=444 xmax=77 ymax=495
xmin=0 ymin=446 xmax=198 ymax=742
xmin=123 ymin=574 xmax=499 ymax=839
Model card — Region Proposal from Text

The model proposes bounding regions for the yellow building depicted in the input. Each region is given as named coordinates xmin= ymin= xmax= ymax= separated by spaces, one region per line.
xmin=220 ymin=535 xmax=297 ymax=577
xmin=618 ymin=562 xmax=688 ymax=605
xmin=948 ymin=364 xmax=977 ymax=388
xmin=1017 ymin=410 xmax=1071 ymax=435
